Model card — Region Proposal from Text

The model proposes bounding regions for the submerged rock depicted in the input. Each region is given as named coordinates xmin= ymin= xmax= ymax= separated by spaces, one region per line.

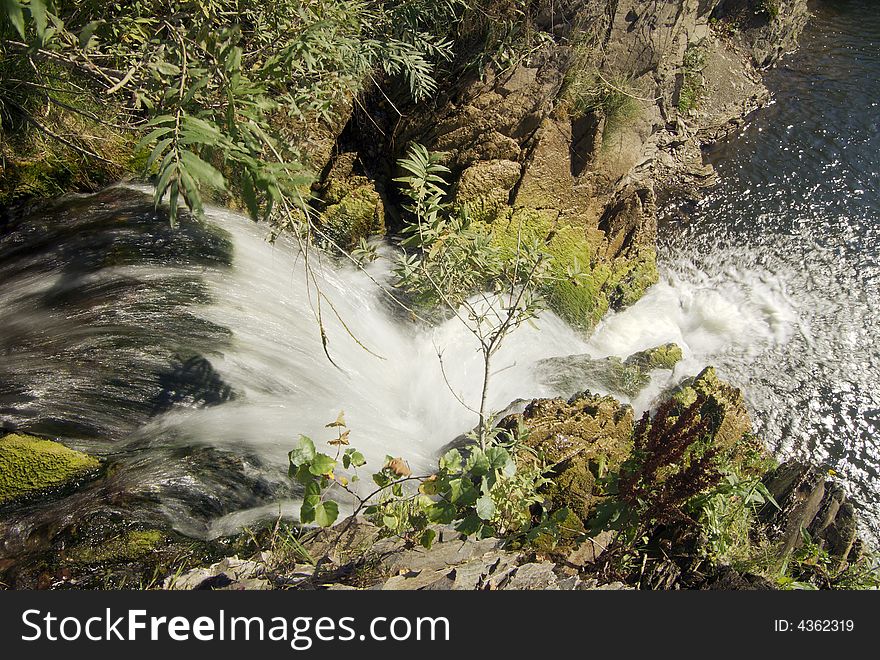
xmin=537 ymin=343 xmax=683 ymax=398
xmin=0 ymin=433 xmax=99 ymax=505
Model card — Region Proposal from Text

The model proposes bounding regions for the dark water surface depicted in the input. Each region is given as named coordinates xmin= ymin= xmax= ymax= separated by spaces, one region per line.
xmin=660 ymin=0 xmax=880 ymax=536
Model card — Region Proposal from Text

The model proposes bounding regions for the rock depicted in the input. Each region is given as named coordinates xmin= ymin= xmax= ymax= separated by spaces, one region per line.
xmin=454 ymin=159 xmax=522 ymax=223
xmin=671 ymin=367 xmax=752 ymax=450
xmin=537 ymin=343 xmax=683 ymax=398
xmin=318 ymin=152 xmax=385 ymax=248
xmin=0 ymin=433 xmax=99 ymax=505
xmin=499 ymin=561 xmax=560 ymax=590
xmin=499 ymin=391 xmax=634 ymax=520
xmin=302 ymin=517 xmax=382 ymax=567
xmin=165 ymin=556 xmax=269 ymax=590
xmin=760 ymin=461 xmax=860 ymax=569
xmin=566 ymin=530 xmax=618 ymax=567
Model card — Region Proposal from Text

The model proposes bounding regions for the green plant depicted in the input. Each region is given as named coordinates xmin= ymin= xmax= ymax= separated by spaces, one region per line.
xmin=678 ymin=43 xmax=707 ymax=114
xmin=287 ymin=412 xmax=560 ymax=549
xmin=393 ymin=143 xmax=552 ymax=446
xmin=688 ymin=471 xmax=779 ymax=565
xmin=1 ymin=1 xmax=462 ymax=225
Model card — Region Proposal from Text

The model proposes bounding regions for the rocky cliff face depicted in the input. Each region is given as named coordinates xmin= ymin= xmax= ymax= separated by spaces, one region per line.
xmin=313 ymin=0 xmax=810 ymax=328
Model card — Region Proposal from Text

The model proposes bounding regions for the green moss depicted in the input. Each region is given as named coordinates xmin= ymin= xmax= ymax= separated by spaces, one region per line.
xmin=507 ymin=393 xmax=635 ymax=522
xmin=628 ymin=343 xmax=683 ymax=371
xmin=0 ymin=433 xmax=100 ymax=504
xmin=678 ymin=43 xmax=708 ymax=115
xmin=484 ymin=208 xmax=656 ymax=329
xmin=68 ymin=529 xmax=166 ymax=564
xmin=320 ymin=185 xmax=385 ymax=249
xmin=455 ymin=159 xmax=521 ymax=224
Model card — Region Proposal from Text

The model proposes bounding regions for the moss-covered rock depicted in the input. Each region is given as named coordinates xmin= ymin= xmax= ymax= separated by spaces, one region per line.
xmin=318 ymin=152 xmax=385 ymax=249
xmin=485 ymin=207 xmax=656 ymax=329
xmin=671 ymin=367 xmax=752 ymax=451
xmin=66 ymin=529 xmax=166 ymax=564
xmin=454 ymin=159 xmax=521 ymax=223
xmin=500 ymin=392 xmax=634 ymax=520
xmin=537 ymin=343 xmax=683 ymax=398
xmin=0 ymin=433 xmax=100 ymax=505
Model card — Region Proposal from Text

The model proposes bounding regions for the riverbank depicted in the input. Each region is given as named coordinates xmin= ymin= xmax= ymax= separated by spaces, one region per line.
xmin=3 ymin=1 xmax=877 ymax=590
xmin=2 ymin=365 xmax=874 ymax=590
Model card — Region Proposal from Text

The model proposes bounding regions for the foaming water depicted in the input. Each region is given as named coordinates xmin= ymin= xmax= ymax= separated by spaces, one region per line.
xmin=0 ymin=187 xmax=595 ymax=539
xmin=136 ymin=205 xmax=593 ymax=476
xmin=649 ymin=0 xmax=880 ymax=537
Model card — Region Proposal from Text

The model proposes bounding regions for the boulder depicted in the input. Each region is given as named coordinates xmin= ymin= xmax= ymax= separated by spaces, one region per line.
xmin=0 ymin=433 xmax=99 ymax=505
xmin=499 ymin=391 xmax=634 ymax=520
xmin=537 ymin=343 xmax=683 ymax=398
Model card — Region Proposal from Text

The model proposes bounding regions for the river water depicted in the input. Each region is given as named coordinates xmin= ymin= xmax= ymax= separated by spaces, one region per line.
xmin=600 ymin=0 xmax=880 ymax=537
xmin=1 ymin=0 xmax=877 ymax=543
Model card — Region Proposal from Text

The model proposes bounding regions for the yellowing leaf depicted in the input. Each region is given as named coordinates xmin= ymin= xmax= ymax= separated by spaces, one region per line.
xmin=387 ymin=457 xmax=412 ymax=477
xmin=325 ymin=410 xmax=346 ymax=428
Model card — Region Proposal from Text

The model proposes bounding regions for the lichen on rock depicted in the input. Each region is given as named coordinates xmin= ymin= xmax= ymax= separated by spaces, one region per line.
xmin=317 ymin=152 xmax=385 ymax=249
xmin=500 ymin=392 xmax=635 ymax=521
xmin=537 ymin=343 xmax=683 ymax=398
xmin=0 ymin=433 xmax=100 ymax=505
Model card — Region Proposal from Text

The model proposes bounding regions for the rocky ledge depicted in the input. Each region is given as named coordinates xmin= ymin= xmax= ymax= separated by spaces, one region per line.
xmin=5 ymin=366 xmax=870 ymax=591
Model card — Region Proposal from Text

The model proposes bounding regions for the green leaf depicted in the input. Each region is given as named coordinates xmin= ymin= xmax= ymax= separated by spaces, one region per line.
xmin=382 ymin=514 xmax=398 ymax=530
xmin=486 ymin=447 xmax=512 ymax=471
xmin=466 ymin=449 xmax=490 ymax=477
xmin=349 ymin=451 xmax=366 ymax=468
xmin=372 ymin=472 xmax=391 ymax=488
xmin=153 ymin=60 xmax=181 ymax=77
xmin=455 ymin=513 xmax=481 ymax=536
xmin=447 ymin=478 xmax=477 ymax=506
xmin=29 ymin=0 xmax=47 ymax=39
xmin=426 ymin=501 xmax=456 ymax=525
xmin=289 ymin=435 xmax=316 ymax=467
xmin=313 ymin=500 xmax=339 ymax=528
xmin=308 ymin=453 xmax=336 ymax=477
xmin=476 ymin=495 xmax=496 ymax=521
xmin=78 ymin=19 xmax=101 ymax=49
xmin=419 ymin=528 xmax=436 ymax=549
xmin=240 ymin=173 xmax=260 ymax=222
xmin=3 ymin=0 xmax=25 ymax=38
xmin=439 ymin=449 xmax=462 ymax=472
xmin=300 ymin=495 xmax=320 ymax=524
xmin=179 ymin=150 xmax=226 ymax=191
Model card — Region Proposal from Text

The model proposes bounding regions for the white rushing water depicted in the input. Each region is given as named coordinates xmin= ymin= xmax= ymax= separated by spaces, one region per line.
xmin=106 ymin=203 xmax=799 ymax=534
xmin=0 ymin=188 xmax=804 ymax=537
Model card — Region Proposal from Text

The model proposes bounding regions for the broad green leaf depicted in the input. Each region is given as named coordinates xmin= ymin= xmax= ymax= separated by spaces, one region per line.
xmin=308 ymin=453 xmax=336 ymax=477
xmin=466 ymin=449 xmax=490 ymax=477
xmin=455 ymin=513 xmax=481 ymax=536
xmin=439 ymin=449 xmax=461 ymax=472
xmin=426 ymin=501 xmax=456 ymax=525
xmin=486 ymin=447 xmax=512 ymax=471
xmin=475 ymin=495 xmax=496 ymax=521
xmin=313 ymin=501 xmax=339 ymax=528
xmin=289 ymin=435 xmax=316 ymax=467
xmin=299 ymin=494 xmax=320 ymax=524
